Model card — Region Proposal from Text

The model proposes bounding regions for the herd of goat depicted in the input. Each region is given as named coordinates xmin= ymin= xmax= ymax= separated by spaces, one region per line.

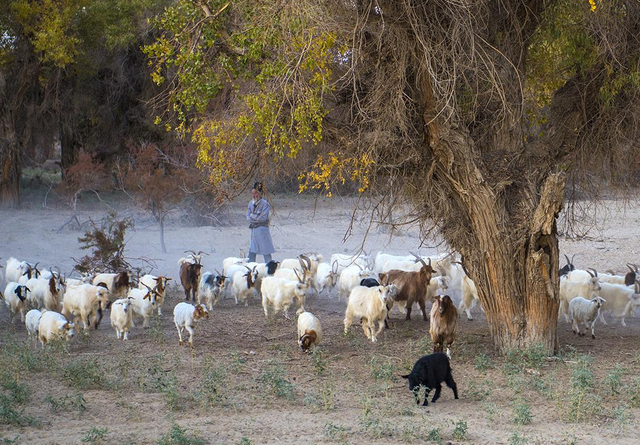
xmin=2 ymin=250 xmax=640 ymax=406
xmin=2 ymin=252 xmax=640 ymax=356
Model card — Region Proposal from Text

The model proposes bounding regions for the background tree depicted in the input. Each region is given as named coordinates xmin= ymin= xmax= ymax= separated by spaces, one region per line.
xmin=115 ymin=141 xmax=196 ymax=253
xmin=147 ymin=0 xmax=640 ymax=353
xmin=0 ymin=0 xmax=168 ymax=207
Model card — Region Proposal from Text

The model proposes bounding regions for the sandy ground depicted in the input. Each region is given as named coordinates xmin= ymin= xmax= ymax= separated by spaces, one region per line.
xmin=1 ymin=194 xmax=640 ymax=444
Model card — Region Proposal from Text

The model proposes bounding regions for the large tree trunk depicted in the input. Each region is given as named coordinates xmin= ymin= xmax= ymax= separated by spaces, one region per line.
xmin=0 ymin=80 xmax=21 ymax=207
xmin=0 ymin=136 xmax=21 ymax=208
xmin=419 ymin=74 xmax=564 ymax=353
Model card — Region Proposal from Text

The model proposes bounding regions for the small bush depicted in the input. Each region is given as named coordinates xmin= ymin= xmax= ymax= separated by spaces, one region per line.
xmin=426 ymin=427 xmax=444 ymax=444
xmin=63 ymin=359 xmax=110 ymax=390
xmin=509 ymin=431 xmax=528 ymax=445
xmin=311 ymin=349 xmax=327 ymax=375
xmin=81 ymin=427 xmax=109 ymax=444
xmin=260 ymin=362 xmax=296 ymax=401
xmin=605 ymin=364 xmax=625 ymax=396
xmin=513 ymin=399 xmax=533 ymax=425
xmin=370 ymin=357 xmax=395 ymax=381
xmin=158 ymin=423 xmax=205 ymax=445
xmin=195 ymin=357 xmax=227 ymax=407
xmin=45 ymin=393 xmax=87 ymax=415
xmin=0 ymin=378 xmax=38 ymax=427
xmin=452 ymin=419 xmax=468 ymax=440
xmin=475 ymin=353 xmax=493 ymax=372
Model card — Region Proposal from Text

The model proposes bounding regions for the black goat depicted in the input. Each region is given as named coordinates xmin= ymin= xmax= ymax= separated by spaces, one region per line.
xmin=401 ymin=352 xmax=459 ymax=406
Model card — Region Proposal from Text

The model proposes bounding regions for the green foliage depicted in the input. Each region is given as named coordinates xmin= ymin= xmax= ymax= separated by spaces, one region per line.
xmin=369 ymin=356 xmax=395 ymax=381
xmin=605 ymin=364 xmax=625 ymax=396
xmin=81 ymin=427 xmax=109 ymax=444
xmin=145 ymin=0 xmax=335 ymax=185
xmin=475 ymin=352 xmax=494 ymax=372
xmin=195 ymin=356 xmax=227 ymax=407
xmin=509 ymin=431 xmax=528 ymax=445
xmin=63 ymin=358 xmax=110 ymax=390
xmin=502 ymin=344 xmax=547 ymax=375
xmin=0 ymin=378 xmax=39 ymax=427
xmin=158 ymin=424 xmax=205 ymax=445
xmin=512 ymin=399 xmax=533 ymax=425
xmin=451 ymin=419 xmax=468 ymax=440
xmin=44 ymin=393 xmax=87 ymax=415
xmin=426 ymin=427 xmax=444 ymax=445
xmin=562 ymin=354 xmax=602 ymax=421
xmin=526 ymin=0 xmax=597 ymax=109
xmin=260 ymin=361 xmax=296 ymax=401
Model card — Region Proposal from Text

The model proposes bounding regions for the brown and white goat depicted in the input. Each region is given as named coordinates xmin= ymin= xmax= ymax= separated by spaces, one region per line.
xmin=429 ymin=295 xmax=458 ymax=358
xmin=180 ymin=261 xmax=203 ymax=301
xmin=378 ymin=254 xmax=434 ymax=321
xmin=139 ymin=274 xmax=172 ymax=315
xmin=92 ymin=271 xmax=130 ymax=302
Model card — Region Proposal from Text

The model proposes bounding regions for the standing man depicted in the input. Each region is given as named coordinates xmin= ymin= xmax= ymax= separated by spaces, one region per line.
xmin=247 ymin=181 xmax=275 ymax=263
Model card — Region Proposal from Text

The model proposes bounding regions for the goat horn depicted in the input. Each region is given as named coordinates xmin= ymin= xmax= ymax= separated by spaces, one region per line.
xmin=293 ymin=268 xmax=303 ymax=284
xmin=571 ymin=254 xmax=576 ymax=263
xmin=184 ymin=250 xmax=197 ymax=255
xmin=197 ymin=251 xmax=209 ymax=256
xmin=564 ymin=254 xmax=571 ymax=265
xmin=627 ymin=264 xmax=635 ymax=273
xmin=331 ymin=260 xmax=339 ymax=274
xmin=410 ymin=252 xmax=429 ymax=271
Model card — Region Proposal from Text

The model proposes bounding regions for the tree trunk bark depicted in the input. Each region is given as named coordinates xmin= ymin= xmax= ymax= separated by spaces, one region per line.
xmin=419 ymin=74 xmax=564 ymax=354
xmin=0 ymin=138 xmax=21 ymax=208
xmin=159 ymin=214 xmax=167 ymax=253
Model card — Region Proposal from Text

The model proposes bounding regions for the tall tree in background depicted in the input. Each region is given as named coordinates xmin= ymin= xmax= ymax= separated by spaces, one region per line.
xmin=0 ymin=0 xmax=167 ymax=207
xmin=147 ymin=0 xmax=640 ymax=353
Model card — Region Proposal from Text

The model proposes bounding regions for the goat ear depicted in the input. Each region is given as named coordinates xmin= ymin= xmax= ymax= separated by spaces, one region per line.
xmin=400 ymin=374 xmax=410 ymax=379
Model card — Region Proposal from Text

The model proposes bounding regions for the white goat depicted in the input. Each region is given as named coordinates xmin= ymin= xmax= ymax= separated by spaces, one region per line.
xmin=330 ymin=253 xmax=371 ymax=273
xmin=138 ymin=274 xmax=172 ymax=315
xmin=173 ymin=302 xmax=209 ymax=347
xmin=315 ymin=261 xmax=339 ymax=295
xmin=110 ymin=298 xmax=134 ymax=340
xmin=261 ymin=275 xmax=309 ymax=319
xmin=25 ymin=276 xmax=62 ymax=311
xmin=559 ymin=270 xmax=601 ymax=322
xmin=373 ymin=252 xmax=415 ymax=275
xmin=458 ymin=275 xmax=480 ymax=320
xmin=231 ymin=266 xmax=260 ymax=306
xmin=3 ymin=282 xmax=30 ymax=322
xmin=38 ymin=311 xmax=75 ymax=346
xmin=297 ymin=311 xmax=322 ymax=352
xmin=566 ymin=269 xmax=626 ymax=285
xmin=92 ymin=271 xmax=130 ymax=301
xmin=338 ymin=265 xmax=374 ymax=300
xmin=598 ymin=281 xmax=640 ymax=326
xmin=61 ymin=284 xmax=110 ymax=331
xmin=569 ymin=296 xmax=605 ymax=339
xmin=128 ymin=284 xmax=161 ymax=328
xmin=25 ymin=309 xmax=44 ymax=344
xmin=344 ymin=285 xmax=394 ymax=343
xmin=5 ymin=258 xmax=32 ymax=284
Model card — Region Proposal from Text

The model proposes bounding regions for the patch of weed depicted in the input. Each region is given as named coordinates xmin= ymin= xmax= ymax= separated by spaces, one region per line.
xmin=81 ymin=427 xmax=109 ymax=444
xmin=513 ymin=399 xmax=533 ymax=425
xmin=605 ymin=364 xmax=625 ymax=396
xmin=260 ymin=361 xmax=296 ymax=401
xmin=158 ymin=423 xmax=205 ymax=445
xmin=426 ymin=427 xmax=444 ymax=444
xmin=311 ymin=349 xmax=327 ymax=375
xmin=63 ymin=359 xmax=110 ymax=390
xmin=369 ymin=356 xmax=395 ymax=381
xmin=44 ymin=393 xmax=87 ymax=415
xmin=452 ymin=419 xmax=468 ymax=440
xmin=195 ymin=356 xmax=227 ymax=407
xmin=475 ymin=352 xmax=493 ymax=372
xmin=324 ymin=422 xmax=351 ymax=440
xmin=509 ymin=431 xmax=528 ymax=445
